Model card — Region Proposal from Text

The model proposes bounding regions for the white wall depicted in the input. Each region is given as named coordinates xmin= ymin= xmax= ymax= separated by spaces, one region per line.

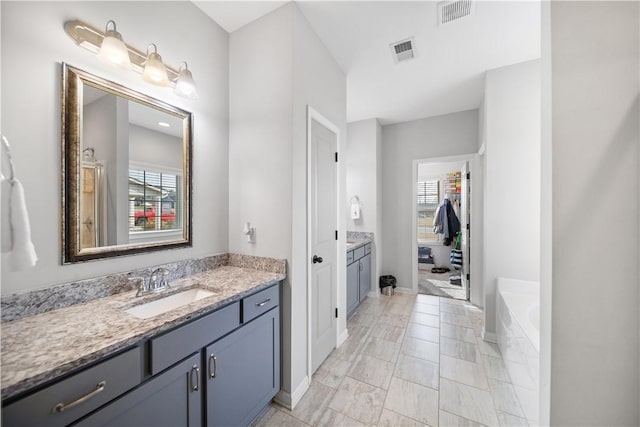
xmin=129 ymin=125 xmax=182 ymax=170
xmin=547 ymin=2 xmax=639 ymax=424
xmin=292 ymin=3 xmax=347 ymax=401
xmin=472 ymin=101 xmax=485 ymax=308
xmin=482 ymin=60 xmax=540 ymax=336
xmin=470 ymin=152 xmax=484 ymax=308
xmin=347 ymin=119 xmax=378 ymax=232
xmin=381 ymin=110 xmax=478 ymax=290
xmin=1 ymin=1 xmax=229 ymax=295
xmin=346 ymin=118 xmax=381 ymax=294
xmin=228 ymin=5 xmax=293 ymax=261
xmin=417 ymin=162 xmax=463 ymax=181
xmin=84 ymin=95 xmax=123 ymax=246
xmin=229 ymin=3 xmax=346 ymax=406
xmin=229 ymin=3 xmax=294 ymax=398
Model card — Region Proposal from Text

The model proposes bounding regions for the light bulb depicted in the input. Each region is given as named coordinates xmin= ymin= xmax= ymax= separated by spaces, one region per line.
xmin=97 ymin=20 xmax=131 ymax=69
xmin=174 ymin=62 xmax=198 ymax=99
xmin=142 ymin=44 xmax=169 ymax=87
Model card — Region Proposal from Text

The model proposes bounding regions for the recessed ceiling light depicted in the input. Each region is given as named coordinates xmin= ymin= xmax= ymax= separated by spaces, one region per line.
xmin=158 ymin=122 xmax=170 ymax=127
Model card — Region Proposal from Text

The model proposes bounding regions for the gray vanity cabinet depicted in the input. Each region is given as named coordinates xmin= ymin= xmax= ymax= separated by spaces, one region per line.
xmin=346 ymin=243 xmax=372 ymax=318
xmin=73 ymin=353 xmax=201 ymax=427
xmin=346 ymin=261 xmax=359 ymax=315
xmin=358 ymin=253 xmax=371 ymax=301
xmin=2 ymin=347 xmax=141 ymax=427
xmin=2 ymin=283 xmax=281 ymax=427
xmin=205 ymin=307 xmax=280 ymax=426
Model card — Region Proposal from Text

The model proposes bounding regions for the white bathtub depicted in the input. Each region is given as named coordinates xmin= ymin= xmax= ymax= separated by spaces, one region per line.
xmin=497 ymin=279 xmax=540 ymax=351
xmin=496 ymin=278 xmax=539 ymax=425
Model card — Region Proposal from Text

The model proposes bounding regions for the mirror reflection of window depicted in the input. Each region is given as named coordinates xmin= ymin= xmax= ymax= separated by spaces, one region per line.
xmin=128 ymin=168 xmax=182 ymax=234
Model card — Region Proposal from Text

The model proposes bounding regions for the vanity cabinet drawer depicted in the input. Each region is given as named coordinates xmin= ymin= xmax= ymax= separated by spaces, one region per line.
xmin=346 ymin=251 xmax=354 ymax=264
xmin=2 ymin=347 xmax=141 ymax=427
xmin=353 ymin=246 xmax=365 ymax=261
xmin=150 ymin=302 xmax=239 ymax=374
xmin=364 ymin=243 xmax=371 ymax=255
xmin=242 ymin=284 xmax=279 ymax=323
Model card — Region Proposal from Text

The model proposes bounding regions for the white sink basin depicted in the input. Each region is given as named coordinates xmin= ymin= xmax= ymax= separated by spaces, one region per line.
xmin=125 ymin=288 xmax=215 ymax=319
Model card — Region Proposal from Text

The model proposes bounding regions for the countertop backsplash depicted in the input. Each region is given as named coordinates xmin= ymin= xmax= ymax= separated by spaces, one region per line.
xmin=346 ymin=231 xmax=375 ymax=241
xmin=1 ymin=253 xmax=286 ymax=323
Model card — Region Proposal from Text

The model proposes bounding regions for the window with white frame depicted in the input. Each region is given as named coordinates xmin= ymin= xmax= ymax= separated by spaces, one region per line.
xmin=417 ymin=180 xmax=439 ymax=243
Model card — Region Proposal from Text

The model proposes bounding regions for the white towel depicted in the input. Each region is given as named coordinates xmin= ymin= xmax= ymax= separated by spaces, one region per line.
xmin=1 ymin=177 xmax=38 ymax=271
xmin=1 ymin=177 xmax=11 ymax=252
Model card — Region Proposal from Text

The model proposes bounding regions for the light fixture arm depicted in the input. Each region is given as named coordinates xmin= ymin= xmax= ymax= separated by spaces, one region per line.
xmin=64 ymin=20 xmax=182 ymax=85
xmin=105 ymin=20 xmax=118 ymax=33
xmin=146 ymin=43 xmax=158 ymax=56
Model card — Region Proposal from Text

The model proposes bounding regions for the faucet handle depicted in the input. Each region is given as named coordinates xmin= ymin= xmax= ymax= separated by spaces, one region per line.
xmin=130 ymin=277 xmax=147 ymax=297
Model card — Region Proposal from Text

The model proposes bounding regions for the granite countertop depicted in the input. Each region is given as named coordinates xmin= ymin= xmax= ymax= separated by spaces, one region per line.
xmin=1 ymin=266 xmax=285 ymax=401
xmin=346 ymin=239 xmax=370 ymax=251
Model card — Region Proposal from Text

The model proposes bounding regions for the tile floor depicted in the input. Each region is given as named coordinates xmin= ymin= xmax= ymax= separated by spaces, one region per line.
xmin=253 ymin=293 xmax=529 ymax=427
xmin=418 ymin=268 xmax=466 ymax=301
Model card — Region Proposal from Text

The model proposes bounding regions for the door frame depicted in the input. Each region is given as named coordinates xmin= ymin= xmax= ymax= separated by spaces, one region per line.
xmin=306 ymin=105 xmax=340 ymax=379
xmin=411 ymin=154 xmax=476 ymax=295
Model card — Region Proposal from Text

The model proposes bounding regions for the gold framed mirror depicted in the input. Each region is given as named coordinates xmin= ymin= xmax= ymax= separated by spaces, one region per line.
xmin=62 ymin=63 xmax=192 ymax=263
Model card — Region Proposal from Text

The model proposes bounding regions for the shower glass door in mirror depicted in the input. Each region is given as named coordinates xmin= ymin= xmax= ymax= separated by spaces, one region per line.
xmin=63 ymin=64 xmax=192 ymax=263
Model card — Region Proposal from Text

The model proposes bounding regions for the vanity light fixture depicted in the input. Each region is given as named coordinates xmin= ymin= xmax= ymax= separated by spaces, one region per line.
xmin=97 ymin=20 xmax=131 ymax=69
xmin=174 ymin=62 xmax=198 ymax=99
xmin=64 ymin=19 xmax=198 ymax=98
xmin=142 ymin=44 xmax=169 ymax=86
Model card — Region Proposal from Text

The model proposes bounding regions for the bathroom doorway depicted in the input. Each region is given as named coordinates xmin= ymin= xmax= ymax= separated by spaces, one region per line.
xmin=412 ymin=156 xmax=472 ymax=301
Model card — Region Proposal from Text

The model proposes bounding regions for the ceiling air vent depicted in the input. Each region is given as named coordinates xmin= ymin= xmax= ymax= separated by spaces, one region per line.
xmin=390 ymin=37 xmax=415 ymax=64
xmin=438 ymin=0 xmax=473 ymax=25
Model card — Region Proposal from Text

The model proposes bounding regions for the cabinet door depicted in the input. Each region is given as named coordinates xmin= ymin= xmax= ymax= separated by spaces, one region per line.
xmin=73 ymin=353 xmax=201 ymax=427
xmin=359 ymin=254 xmax=371 ymax=302
xmin=346 ymin=261 xmax=359 ymax=317
xmin=205 ymin=308 xmax=280 ymax=427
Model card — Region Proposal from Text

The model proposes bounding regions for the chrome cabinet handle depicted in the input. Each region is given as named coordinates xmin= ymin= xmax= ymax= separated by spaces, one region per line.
xmin=190 ymin=365 xmax=200 ymax=391
xmin=208 ymin=353 xmax=217 ymax=379
xmin=52 ymin=381 xmax=106 ymax=413
xmin=359 ymin=262 xmax=363 ymax=271
xmin=256 ymin=298 xmax=271 ymax=307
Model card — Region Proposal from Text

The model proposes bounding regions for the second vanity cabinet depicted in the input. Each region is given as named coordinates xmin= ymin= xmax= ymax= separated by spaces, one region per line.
xmin=3 ymin=283 xmax=281 ymax=427
xmin=347 ymin=243 xmax=371 ymax=317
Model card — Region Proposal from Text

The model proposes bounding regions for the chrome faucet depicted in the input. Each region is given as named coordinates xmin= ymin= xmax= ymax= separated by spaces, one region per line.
xmin=135 ymin=268 xmax=171 ymax=296
xmin=149 ymin=268 xmax=170 ymax=292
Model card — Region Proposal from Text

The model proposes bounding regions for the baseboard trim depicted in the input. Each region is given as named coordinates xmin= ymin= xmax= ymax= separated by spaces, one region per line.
xmin=367 ymin=290 xmax=380 ymax=298
xmin=337 ymin=328 xmax=349 ymax=347
xmin=482 ymin=329 xmax=498 ymax=343
xmin=274 ymin=376 xmax=309 ymax=410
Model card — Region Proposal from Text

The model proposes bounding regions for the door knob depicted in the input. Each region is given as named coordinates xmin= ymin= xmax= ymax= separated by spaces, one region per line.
xmin=312 ymin=255 xmax=323 ymax=264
